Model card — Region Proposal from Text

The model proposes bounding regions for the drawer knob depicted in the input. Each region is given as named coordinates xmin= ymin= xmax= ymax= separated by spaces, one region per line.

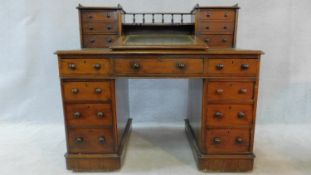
xmin=107 ymin=38 xmax=113 ymax=43
xmin=106 ymin=13 xmax=111 ymax=18
xmin=224 ymin=13 xmax=228 ymax=17
xmin=223 ymin=26 xmax=228 ymax=30
xmin=176 ymin=63 xmax=186 ymax=70
xmin=75 ymin=137 xmax=84 ymax=144
xmin=73 ymin=112 xmax=81 ymax=119
xmin=68 ymin=63 xmax=76 ymax=70
xmin=235 ymin=137 xmax=244 ymax=144
xmin=222 ymin=38 xmax=227 ymax=43
xmin=241 ymin=64 xmax=249 ymax=70
xmin=216 ymin=64 xmax=224 ymax=70
xmin=216 ymin=89 xmax=224 ymax=95
xmin=238 ymin=112 xmax=246 ymax=119
xmin=71 ymin=88 xmax=79 ymax=94
xmin=97 ymin=112 xmax=104 ymax=118
xmin=214 ymin=111 xmax=223 ymax=119
xmin=107 ymin=25 xmax=112 ymax=30
xmin=204 ymin=39 xmax=209 ymax=43
xmin=90 ymin=39 xmax=96 ymax=43
xmin=98 ymin=136 xmax=106 ymax=144
xmin=88 ymin=15 xmax=93 ymax=19
xmin=213 ymin=137 xmax=222 ymax=144
xmin=95 ymin=88 xmax=102 ymax=94
xmin=206 ymin=13 xmax=211 ymax=17
xmin=89 ymin=27 xmax=94 ymax=31
xmin=205 ymin=26 xmax=209 ymax=30
xmin=239 ymin=88 xmax=248 ymax=94
xmin=131 ymin=63 xmax=141 ymax=70
xmin=94 ymin=63 xmax=101 ymax=70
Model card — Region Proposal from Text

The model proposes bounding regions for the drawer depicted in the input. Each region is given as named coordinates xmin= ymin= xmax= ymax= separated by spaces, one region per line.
xmin=82 ymin=22 xmax=118 ymax=34
xmin=65 ymin=104 xmax=113 ymax=127
xmin=198 ymin=9 xmax=236 ymax=21
xmin=81 ymin=10 xmax=118 ymax=22
xmin=68 ymin=128 xmax=114 ymax=154
xmin=198 ymin=34 xmax=233 ymax=48
xmin=62 ymin=81 xmax=112 ymax=102
xmin=207 ymin=82 xmax=254 ymax=101
xmin=82 ymin=35 xmax=118 ymax=48
xmin=59 ymin=59 xmax=111 ymax=76
xmin=206 ymin=129 xmax=250 ymax=154
xmin=114 ymin=58 xmax=203 ymax=75
xmin=206 ymin=104 xmax=253 ymax=127
xmin=198 ymin=22 xmax=234 ymax=34
xmin=206 ymin=59 xmax=259 ymax=76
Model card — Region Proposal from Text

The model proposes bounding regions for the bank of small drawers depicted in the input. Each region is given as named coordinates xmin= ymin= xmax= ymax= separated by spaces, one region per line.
xmin=205 ymin=58 xmax=258 ymax=153
xmin=196 ymin=8 xmax=237 ymax=48
xmin=80 ymin=9 xmax=120 ymax=48
xmin=62 ymin=80 xmax=114 ymax=154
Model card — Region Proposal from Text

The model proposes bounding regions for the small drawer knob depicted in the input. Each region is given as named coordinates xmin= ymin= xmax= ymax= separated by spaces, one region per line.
xmin=205 ymin=26 xmax=209 ymax=30
xmin=90 ymin=39 xmax=96 ymax=43
xmin=94 ymin=63 xmax=101 ymax=70
xmin=132 ymin=63 xmax=141 ymax=70
xmin=222 ymin=38 xmax=227 ymax=43
xmin=214 ymin=111 xmax=223 ymax=119
xmin=75 ymin=137 xmax=84 ymax=144
xmin=68 ymin=63 xmax=76 ymax=70
xmin=204 ymin=39 xmax=209 ymax=43
xmin=216 ymin=89 xmax=224 ymax=95
xmin=176 ymin=63 xmax=186 ymax=70
xmin=237 ymin=112 xmax=246 ymax=119
xmin=239 ymin=88 xmax=248 ymax=94
xmin=213 ymin=137 xmax=222 ymax=144
xmin=107 ymin=25 xmax=112 ymax=30
xmin=73 ymin=112 xmax=81 ymax=119
xmin=98 ymin=136 xmax=106 ymax=144
xmin=223 ymin=26 xmax=228 ymax=30
xmin=224 ymin=12 xmax=228 ymax=17
xmin=97 ymin=112 xmax=104 ymax=118
xmin=88 ymin=15 xmax=93 ymax=19
xmin=106 ymin=13 xmax=111 ymax=18
xmin=206 ymin=13 xmax=211 ymax=17
xmin=95 ymin=88 xmax=102 ymax=94
xmin=107 ymin=38 xmax=113 ymax=43
xmin=235 ymin=137 xmax=244 ymax=144
xmin=216 ymin=64 xmax=224 ymax=70
xmin=241 ymin=64 xmax=249 ymax=70
xmin=71 ymin=88 xmax=79 ymax=94
xmin=88 ymin=27 xmax=94 ymax=31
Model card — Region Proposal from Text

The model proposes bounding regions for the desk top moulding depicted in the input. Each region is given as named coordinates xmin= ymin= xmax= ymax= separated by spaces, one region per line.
xmin=56 ymin=3 xmax=263 ymax=172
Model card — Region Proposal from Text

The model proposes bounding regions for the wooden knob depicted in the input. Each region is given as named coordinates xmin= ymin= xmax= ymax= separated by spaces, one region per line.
xmin=223 ymin=26 xmax=228 ymax=30
xmin=71 ymin=88 xmax=79 ymax=94
xmin=216 ymin=89 xmax=224 ymax=95
xmin=239 ymin=88 xmax=247 ymax=94
xmin=73 ymin=112 xmax=81 ymax=119
xmin=241 ymin=64 xmax=249 ymax=70
xmin=213 ymin=137 xmax=221 ymax=144
xmin=68 ymin=63 xmax=76 ymax=70
xmin=204 ymin=39 xmax=209 ymax=43
xmin=214 ymin=112 xmax=223 ymax=119
xmin=238 ymin=112 xmax=246 ymax=119
xmin=107 ymin=38 xmax=113 ymax=43
xmin=216 ymin=64 xmax=224 ymax=70
xmin=222 ymin=38 xmax=227 ymax=43
xmin=94 ymin=63 xmax=101 ymax=70
xmin=132 ymin=63 xmax=140 ymax=70
xmin=97 ymin=112 xmax=104 ymax=118
xmin=235 ymin=137 xmax=244 ymax=144
xmin=176 ymin=63 xmax=186 ymax=69
xmin=95 ymin=88 xmax=102 ymax=94
xmin=75 ymin=137 xmax=84 ymax=144
xmin=107 ymin=25 xmax=112 ymax=30
xmin=206 ymin=13 xmax=211 ymax=17
xmin=90 ymin=39 xmax=96 ymax=43
xmin=98 ymin=136 xmax=106 ymax=144
xmin=88 ymin=27 xmax=94 ymax=30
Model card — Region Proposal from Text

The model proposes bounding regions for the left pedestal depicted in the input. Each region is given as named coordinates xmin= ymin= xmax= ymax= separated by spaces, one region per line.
xmin=60 ymin=78 xmax=131 ymax=171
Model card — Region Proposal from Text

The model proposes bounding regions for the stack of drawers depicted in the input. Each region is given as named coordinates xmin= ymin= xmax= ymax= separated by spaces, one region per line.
xmin=194 ymin=6 xmax=239 ymax=48
xmin=204 ymin=58 xmax=259 ymax=162
xmin=59 ymin=58 xmax=116 ymax=156
xmin=78 ymin=6 xmax=122 ymax=48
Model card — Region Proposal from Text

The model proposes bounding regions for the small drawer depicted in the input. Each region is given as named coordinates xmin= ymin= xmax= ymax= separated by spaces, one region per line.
xmin=67 ymin=128 xmax=114 ymax=154
xmin=206 ymin=104 xmax=253 ymax=127
xmin=59 ymin=59 xmax=111 ymax=76
xmin=65 ymin=104 xmax=113 ymax=127
xmin=198 ymin=22 xmax=234 ymax=34
xmin=198 ymin=9 xmax=236 ymax=21
xmin=82 ymin=35 xmax=118 ymax=48
xmin=62 ymin=81 xmax=112 ymax=102
xmin=82 ymin=22 xmax=118 ymax=34
xmin=206 ymin=129 xmax=250 ymax=154
xmin=114 ymin=58 xmax=203 ymax=75
xmin=198 ymin=34 xmax=233 ymax=48
xmin=81 ymin=10 xmax=117 ymax=22
xmin=207 ymin=82 xmax=254 ymax=101
xmin=206 ymin=59 xmax=259 ymax=76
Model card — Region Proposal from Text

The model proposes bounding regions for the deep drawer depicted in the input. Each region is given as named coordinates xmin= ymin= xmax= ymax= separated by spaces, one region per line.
xmin=206 ymin=129 xmax=250 ymax=154
xmin=67 ymin=128 xmax=114 ymax=154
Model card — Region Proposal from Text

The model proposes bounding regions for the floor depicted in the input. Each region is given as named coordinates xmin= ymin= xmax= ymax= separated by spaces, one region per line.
xmin=0 ymin=122 xmax=310 ymax=175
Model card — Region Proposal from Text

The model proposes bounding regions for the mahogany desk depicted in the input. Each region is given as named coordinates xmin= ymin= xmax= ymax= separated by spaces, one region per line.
xmin=55 ymin=4 xmax=263 ymax=172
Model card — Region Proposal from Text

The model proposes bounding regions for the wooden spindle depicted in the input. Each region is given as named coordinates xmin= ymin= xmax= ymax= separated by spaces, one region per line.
xmin=162 ymin=14 xmax=164 ymax=23
xmin=181 ymin=14 xmax=183 ymax=24
xmin=133 ymin=14 xmax=135 ymax=23
xmin=171 ymin=14 xmax=174 ymax=23
xmin=152 ymin=14 xmax=155 ymax=23
xmin=143 ymin=13 xmax=145 ymax=23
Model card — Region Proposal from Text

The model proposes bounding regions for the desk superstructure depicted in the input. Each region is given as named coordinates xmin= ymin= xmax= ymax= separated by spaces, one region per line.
xmin=56 ymin=4 xmax=263 ymax=172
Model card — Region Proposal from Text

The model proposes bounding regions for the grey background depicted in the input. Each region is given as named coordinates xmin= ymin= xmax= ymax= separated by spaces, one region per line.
xmin=1 ymin=0 xmax=311 ymax=125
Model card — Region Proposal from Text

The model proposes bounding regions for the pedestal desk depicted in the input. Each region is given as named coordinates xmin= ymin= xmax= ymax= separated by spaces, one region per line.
xmin=56 ymin=4 xmax=263 ymax=172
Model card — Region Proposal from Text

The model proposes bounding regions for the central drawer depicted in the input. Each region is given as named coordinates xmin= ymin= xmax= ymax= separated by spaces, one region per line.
xmin=114 ymin=58 xmax=204 ymax=75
